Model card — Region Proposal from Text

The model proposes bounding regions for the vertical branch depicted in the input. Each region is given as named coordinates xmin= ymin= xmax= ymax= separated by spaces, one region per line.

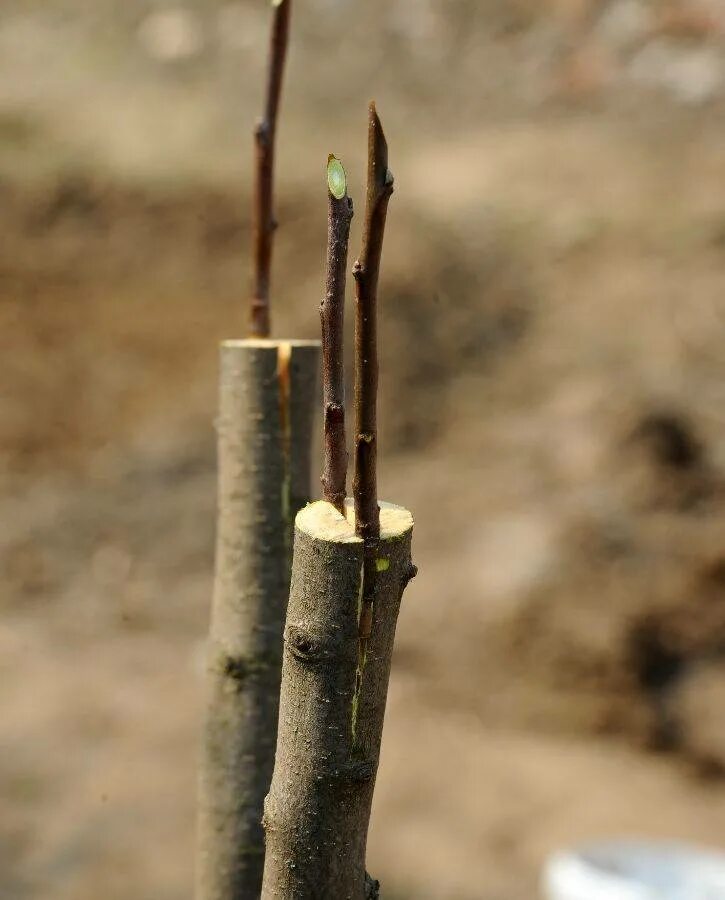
xmin=321 ymin=156 xmax=353 ymax=515
xmin=249 ymin=0 xmax=292 ymax=338
xmin=261 ymin=502 xmax=415 ymax=900
xmin=353 ymin=102 xmax=394 ymax=646
xmin=197 ymin=339 xmax=319 ymax=900
xmin=261 ymin=105 xmax=415 ymax=900
xmin=353 ymin=102 xmax=394 ymax=544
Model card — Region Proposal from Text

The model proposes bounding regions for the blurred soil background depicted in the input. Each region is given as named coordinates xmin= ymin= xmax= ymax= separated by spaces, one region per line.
xmin=2 ymin=1 xmax=725 ymax=898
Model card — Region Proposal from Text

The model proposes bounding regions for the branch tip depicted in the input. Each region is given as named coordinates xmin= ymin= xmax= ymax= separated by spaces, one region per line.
xmin=327 ymin=155 xmax=347 ymax=201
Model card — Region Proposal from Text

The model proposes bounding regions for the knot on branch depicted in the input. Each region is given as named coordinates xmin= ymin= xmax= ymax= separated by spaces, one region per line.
xmin=254 ymin=119 xmax=271 ymax=147
xmin=285 ymin=624 xmax=333 ymax=664
xmin=352 ymin=260 xmax=364 ymax=282
xmin=324 ymin=758 xmax=375 ymax=783
xmin=403 ymin=562 xmax=418 ymax=588
xmin=324 ymin=402 xmax=345 ymax=425
xmin=365 ymin=873 xmax=381 ymax=899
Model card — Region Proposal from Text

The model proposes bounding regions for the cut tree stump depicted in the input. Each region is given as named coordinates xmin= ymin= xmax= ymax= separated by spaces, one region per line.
xmin=196 ymin=338 xmax=319 ymax=900
xmin=261 ymin=499 xmax=416 ymax=900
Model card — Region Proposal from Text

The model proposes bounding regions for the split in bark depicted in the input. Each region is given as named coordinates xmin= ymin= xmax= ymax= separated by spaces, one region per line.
xmin=261 ymin=501 xmax=416 ymax=900
xmin=321 ymin=155 xmax=354 ymax=515
xmin=249 ymin=0 xmax=292 ymax=338
xmin=196 ymin=338 xmax=319 ymax=900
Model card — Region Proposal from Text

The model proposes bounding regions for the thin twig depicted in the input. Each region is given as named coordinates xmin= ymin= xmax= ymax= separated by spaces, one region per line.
xmin=249 ymin=0 xmax=292 ymax=338
xmin=353 ymin=101 xmax=394 ymax=545
xmin=321 ymin=156 xmax=353 ymax=515
xmin=353 ymin=102 xmax=394 ymax=651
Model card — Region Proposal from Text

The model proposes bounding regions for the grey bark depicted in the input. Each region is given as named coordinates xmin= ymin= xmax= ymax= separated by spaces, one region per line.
xmin=261 ymin=501 xmax=416 ymax=900
xmin=197 ymin=338 xmax=320 ymax=900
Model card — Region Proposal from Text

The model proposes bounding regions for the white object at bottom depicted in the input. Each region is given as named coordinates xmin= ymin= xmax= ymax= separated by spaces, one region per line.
xmin=543 ymin=841 xmax=725 ymax=900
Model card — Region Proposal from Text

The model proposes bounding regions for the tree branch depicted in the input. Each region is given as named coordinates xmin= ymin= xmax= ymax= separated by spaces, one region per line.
xmin=249 ymin=0 xmax=292 ymax=338
xmin=261 ymin=502 xmax=415 ymax=899
xmin=353 ymin=101 xmax=394 ymax=544
xmin=196 ymin=339 xmax=319 ymax=900
xmin=321 ymin=156 xmax=353 ymax=515
xmin=353 ymin=102 xmax=394 ymax=649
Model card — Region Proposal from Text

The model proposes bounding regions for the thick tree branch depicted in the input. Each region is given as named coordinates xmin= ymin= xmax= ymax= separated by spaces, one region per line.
xmin=321 ymin=156 xmax=353 ymax=515
xmin=196 ymin=339 xmax=319 ymax=900
xmin=261 ymin=502 xmax=415 ymax=899
xmin=249 ymin=0 xmax=292 ymax=338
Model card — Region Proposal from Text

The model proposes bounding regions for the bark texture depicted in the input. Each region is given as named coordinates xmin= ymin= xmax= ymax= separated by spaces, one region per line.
xmin=197 ymin=338 xmax=319 ymax=900
xmin=261 ymin=500 xmax=416 ymax=900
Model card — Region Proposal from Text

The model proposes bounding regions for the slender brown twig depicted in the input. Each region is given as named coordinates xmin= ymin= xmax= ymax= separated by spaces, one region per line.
xmin=353 ymin=102 xmax=394 ymax=545
xmin=321 ymin=156 xmax=354 ymax=515
xmin=249 ymin=0 xmax=292 ymax=338
xmin=353 ymin=102 xmax=394 ymax=645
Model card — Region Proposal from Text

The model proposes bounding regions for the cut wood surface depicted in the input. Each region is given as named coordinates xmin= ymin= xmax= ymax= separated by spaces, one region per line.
xmin=196 ymin=338 xmax=319 ymax=900
xmin=261 ymin=499 xmax=416 ymax=900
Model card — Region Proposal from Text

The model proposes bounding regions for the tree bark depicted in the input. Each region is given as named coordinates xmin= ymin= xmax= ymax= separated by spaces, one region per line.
xmin=196 ymin=338 xmax=319 ymax=900
xmin=261 ymin=500 xmax=416 ymax=900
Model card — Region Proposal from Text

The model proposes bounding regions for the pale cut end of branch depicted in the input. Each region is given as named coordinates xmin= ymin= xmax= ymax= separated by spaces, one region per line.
xmin=296 ymin=499 xmax=413 ymax=545
xmin=327 ymin=154 xmax=347 ymax=201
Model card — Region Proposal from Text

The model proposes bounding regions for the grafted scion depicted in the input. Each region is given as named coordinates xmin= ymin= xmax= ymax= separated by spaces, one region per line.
xmin=321 ymin=155 xmax=354 ymax=515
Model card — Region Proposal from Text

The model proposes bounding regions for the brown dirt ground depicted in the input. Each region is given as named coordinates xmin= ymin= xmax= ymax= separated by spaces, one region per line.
xmin=2 ymin=2 xmax=725 ymax=898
